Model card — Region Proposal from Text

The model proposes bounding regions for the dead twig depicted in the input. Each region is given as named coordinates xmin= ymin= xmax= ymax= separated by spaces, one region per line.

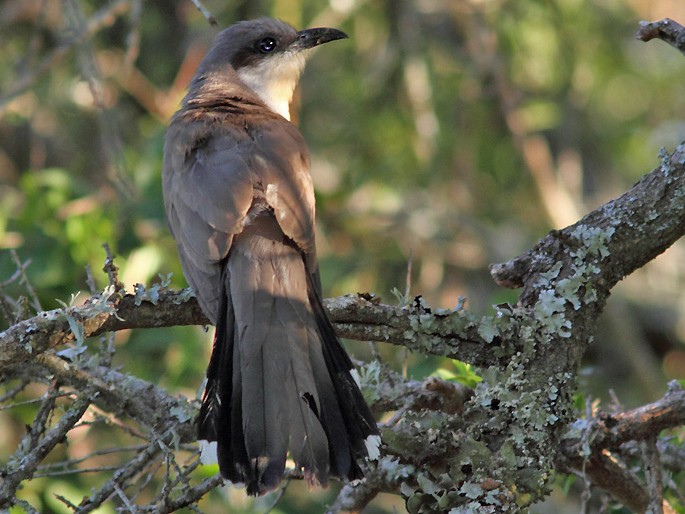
xmin=636 ymin=18 xmax=685 ymax=56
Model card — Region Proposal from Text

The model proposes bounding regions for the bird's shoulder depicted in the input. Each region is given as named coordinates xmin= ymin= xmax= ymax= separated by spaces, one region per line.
xmin=163 ymin=93 xmax=316 ymax=255
xmin=167 ymin=95 xmax=307 ymax=155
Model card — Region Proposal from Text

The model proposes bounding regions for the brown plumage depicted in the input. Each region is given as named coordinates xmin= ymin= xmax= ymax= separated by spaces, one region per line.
xmin=162 ymin=18 xmax=378 ymax=495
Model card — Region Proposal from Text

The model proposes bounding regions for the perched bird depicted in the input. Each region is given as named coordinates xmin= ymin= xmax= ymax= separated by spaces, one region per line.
xmin=162 ymin=18 xmax=379 ymax=495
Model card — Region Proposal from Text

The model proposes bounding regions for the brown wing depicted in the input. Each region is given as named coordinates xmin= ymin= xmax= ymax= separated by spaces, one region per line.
xmin=162 ymin=118 xmax=254 ymax=323
xmin=248 ymin=119 xmax=317 ymax=257
xmin=162 ymin=110 xmax=318 ymax=323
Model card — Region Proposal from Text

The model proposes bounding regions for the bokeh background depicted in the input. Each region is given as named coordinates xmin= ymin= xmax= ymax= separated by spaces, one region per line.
xmin=1 ymin=0 xmax=684 ymax=512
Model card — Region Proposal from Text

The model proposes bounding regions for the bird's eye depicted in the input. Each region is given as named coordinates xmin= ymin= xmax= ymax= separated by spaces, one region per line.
xmin=257 ymin=37 xmax=277 ymax=53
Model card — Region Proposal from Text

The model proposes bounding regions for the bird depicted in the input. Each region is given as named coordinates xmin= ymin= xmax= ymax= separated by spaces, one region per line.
xmin=162 ymin=17 xmax=379 ymax=496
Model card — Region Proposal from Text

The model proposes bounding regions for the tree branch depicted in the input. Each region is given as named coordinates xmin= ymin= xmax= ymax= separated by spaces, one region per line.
xmin=0 ymin=391 xmax=92 ymax=508
xmin=490 ymin=144 xmax=685 ymax=300
xmin=0 ymin=288 xmax=498 ymax=371
xmin=561 ymin=382 xmax=685 ymax=458
xmin=1 ymin=142 xmax=684 ymax=511
xmin=636 ymin=18 xmax=685 ymax=56
xmin=557 ymin=383 xmax=685 ymax=513
xmin=4 ymin=133 xmax=684 ymax=377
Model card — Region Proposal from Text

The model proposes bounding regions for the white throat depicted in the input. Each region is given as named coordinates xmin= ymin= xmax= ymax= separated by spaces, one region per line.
xmin=237 ymin=51 xmax=309 ymax=121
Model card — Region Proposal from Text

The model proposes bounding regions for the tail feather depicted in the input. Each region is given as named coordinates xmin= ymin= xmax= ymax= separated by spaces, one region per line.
xmin=305 ymin=323 xmax=355 ymax=477
xmin=196 ymin=267 xmax=232 ymax=444
xmin=306 ymin=270 xmax=378 ymax=464
xmin=279 ymin=322 xmax=329 ymax=486
xmin=236 ymin=278 xmax=288 ymax=490
xmin=197 ymin=212 xmax=378 ymax=495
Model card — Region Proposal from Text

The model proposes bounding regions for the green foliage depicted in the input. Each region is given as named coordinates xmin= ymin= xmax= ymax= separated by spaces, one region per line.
xmin=434 ymin=359 xmax=483 ymax=389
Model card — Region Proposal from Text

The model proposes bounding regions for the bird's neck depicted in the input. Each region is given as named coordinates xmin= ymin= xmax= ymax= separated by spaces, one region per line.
xmin=236 ymin=52 xmax=309 ymax=121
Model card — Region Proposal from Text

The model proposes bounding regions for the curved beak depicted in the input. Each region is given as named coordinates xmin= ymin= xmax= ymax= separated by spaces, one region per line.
xmin=295 ymin=27 xmax=348 ymax=50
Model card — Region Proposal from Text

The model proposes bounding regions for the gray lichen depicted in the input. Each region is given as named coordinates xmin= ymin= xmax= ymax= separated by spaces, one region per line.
xmin=393 ymin=223 xmax=622 ymax=512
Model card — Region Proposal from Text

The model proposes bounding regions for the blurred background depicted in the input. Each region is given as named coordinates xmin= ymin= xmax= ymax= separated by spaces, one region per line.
xmin=1 ymin=0 xmax=684 ymax=512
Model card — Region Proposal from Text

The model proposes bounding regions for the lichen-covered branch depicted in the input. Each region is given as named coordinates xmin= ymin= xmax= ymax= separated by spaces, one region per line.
xmin=490 ymin=143 xmax=685 ymax=301
xmin=386 ymin=143 xmax=685 ymax=511
xmin=557 ymin=383 xmax=685 ymax=514
xmin=581 ymin=381 xmax=685 ymax=453
xmin=1 ymin=144 xmax=684 ymax=512
xmin=0 ymin=286 xmax=206 ymax=370
xmin=0 ymin=287 xmax=498 ymax=371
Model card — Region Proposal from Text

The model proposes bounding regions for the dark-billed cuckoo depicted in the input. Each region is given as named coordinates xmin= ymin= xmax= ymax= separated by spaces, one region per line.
xmin=162 ymin=18 xmax=379 ymax=495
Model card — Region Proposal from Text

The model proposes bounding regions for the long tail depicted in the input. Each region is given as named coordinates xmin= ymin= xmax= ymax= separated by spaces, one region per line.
xmin=197 ymin=212 xmax=378 ymax=495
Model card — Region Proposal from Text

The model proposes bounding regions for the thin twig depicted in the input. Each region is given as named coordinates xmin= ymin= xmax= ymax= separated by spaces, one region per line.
xmin=636 ymin=18 xmax=685 ymax=56
xmin=642 ymin=437 xmax=665 ymax=514
xmin=132 ymin=457 xmax=165 ymax=505
xmin=30 ymin=383 xmax=64 ymax=451
xmin=36 ymin=444 xmax=148 ymax=472
xmin=54 ymin=494 xmax=79 ymax=510
xmin=85 ymin=264 xmax=98 ymax=295
xmin=0 ymin=378 xmax=30 ymax=403
xmin=114 ymin=482 xmax=139 ymax=513
xmin=102 ymin=243 xmax=125 ymax=291
xmin=10 ymin=250 xmax=41 ymax=312
xmin=0 ymin=390 xmax=74 ymax=411
xmin=124 ymin=0 xmax=143 ymax=67
xmin=152 ymin=474 xmax=224 ymax=513
xmin=0 ymin=393 xmax=92 ymax=507
xmin=33 ymin=465 xmax=122 ymax=478
xmin=187 ymin=0 xmax=218 ymax=26
xmin=89 ymin=252 xmax=115 ymax=364
xmin=0 ymin=284 xmax=16 ymax=324
xmin=74 ymin=439 xmax=164 ymax=513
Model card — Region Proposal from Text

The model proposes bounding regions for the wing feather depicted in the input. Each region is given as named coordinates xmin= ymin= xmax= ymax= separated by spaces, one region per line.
xmin=162 ymin=120 xmax=254 ymax=322
xmin=249 ymin=121 xmax=316 ymax=255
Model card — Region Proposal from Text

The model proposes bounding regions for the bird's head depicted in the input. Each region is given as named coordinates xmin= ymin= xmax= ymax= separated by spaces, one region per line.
xmin=196 ymin=18 xmax=348 ymax=120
